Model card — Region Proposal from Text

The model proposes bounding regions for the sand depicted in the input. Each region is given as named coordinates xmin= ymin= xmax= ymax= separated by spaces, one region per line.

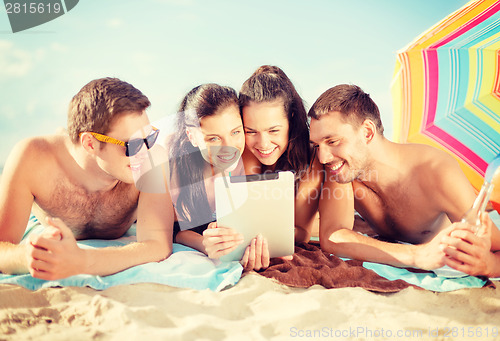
xmin=1 ymin=274 xmax=499 ymax=341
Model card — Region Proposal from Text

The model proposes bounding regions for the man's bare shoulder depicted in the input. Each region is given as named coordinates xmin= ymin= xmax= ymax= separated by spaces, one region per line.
xmin=400 ymin=143 xmax=458 ymax=173
xmin=7 ymin=136 xmax=51 ymax=172
xmin=4 ymin=135 xmax=70 ymax=188
xmin=11 ymin=134 xmax=66 ymax=160
xmin=399 ymin=143 xmax=474 ymax=212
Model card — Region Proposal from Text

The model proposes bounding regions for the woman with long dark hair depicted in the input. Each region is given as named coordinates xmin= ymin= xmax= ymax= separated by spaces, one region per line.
xmin=203 ymin=66 xmax=323 ymax=261
xmin=169 ymin=83 xmax=269 ymax=270
xmin=239 ymin=65 xmax=311 ymax=175
xmin=242 ymin=66 xmax=323 ymax=244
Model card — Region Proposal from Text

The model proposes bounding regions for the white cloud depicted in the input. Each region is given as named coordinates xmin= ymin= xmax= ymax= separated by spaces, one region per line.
xmin=0 ymin=41 xmax=59 ymax=79
xmin=107 ymin=18 xmax=123 ymax=28
xmin=50 ymin=42 xmax=68 ymax=53
xmin=0 ymin=40 xmax=33 ymax=77
xmin=34 ymin=47 xmax=47 ymax=61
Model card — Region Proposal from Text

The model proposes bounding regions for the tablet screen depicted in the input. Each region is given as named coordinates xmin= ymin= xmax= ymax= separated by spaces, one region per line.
xmin=215 ymin=171 xmax=295 ymax=262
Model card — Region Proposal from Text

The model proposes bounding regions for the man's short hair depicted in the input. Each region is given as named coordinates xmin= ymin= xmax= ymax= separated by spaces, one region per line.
xmin=67 ymin=78 xmax=151 ymax=143
xmin=308 ymin=84 xmax=384 ymax=135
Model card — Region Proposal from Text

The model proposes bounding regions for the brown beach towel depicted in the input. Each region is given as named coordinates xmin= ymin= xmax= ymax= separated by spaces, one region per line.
xmin=257 ymin=242 xmax=416 ymax=293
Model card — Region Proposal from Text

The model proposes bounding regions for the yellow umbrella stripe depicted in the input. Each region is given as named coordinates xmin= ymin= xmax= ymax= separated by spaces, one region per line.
xmin=391 ymin=58 xmax=404 ymax=141
xmin=402 ymin=0 xmax=495 ymax=50
xmin=466 ymin=36 xmax=500 ymax=131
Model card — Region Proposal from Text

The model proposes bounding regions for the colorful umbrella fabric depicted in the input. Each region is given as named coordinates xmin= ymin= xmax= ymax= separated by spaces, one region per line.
xmin=392 ymin=0 xmax=500 ymax=191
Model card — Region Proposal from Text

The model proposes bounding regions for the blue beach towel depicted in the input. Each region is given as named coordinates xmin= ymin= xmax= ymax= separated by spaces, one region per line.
xmin=284 ymin=211 xmax=500 ymax=292
xmin=361 ymin=261 xmax=488 ymax=292
xmin=353 ymin=211 xmax=500 ymax=291
xmin=0 ymin=219 xmax=243 ymax=292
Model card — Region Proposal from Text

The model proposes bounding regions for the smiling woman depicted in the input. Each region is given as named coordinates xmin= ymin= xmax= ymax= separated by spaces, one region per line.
xmin=241 ymin=100 xmax=290 ymax=169
xmin=239 ymin=65 xmax=311 ymax=175
xmin=239 ymin=65 xmax=324 ymax=243
xmin=167 ymin=83 xmax=244 ymax=244
xmin=168 ymin=83 xmax=275 ymax=271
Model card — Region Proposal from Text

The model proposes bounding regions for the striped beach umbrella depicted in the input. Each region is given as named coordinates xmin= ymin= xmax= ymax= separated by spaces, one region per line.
xmin=391 ymin=0 xmax=500 ymax=191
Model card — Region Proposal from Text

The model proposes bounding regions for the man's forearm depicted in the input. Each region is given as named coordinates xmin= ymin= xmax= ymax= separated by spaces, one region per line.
xmin=320 ymin=228 xmax=420 ymax=268
xmin=0 ymin=242 xmax=29 ymax=274
xmin=82 ymin=239 xmax=172 ymax=276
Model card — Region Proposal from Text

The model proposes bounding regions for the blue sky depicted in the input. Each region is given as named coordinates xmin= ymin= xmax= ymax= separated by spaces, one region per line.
xmin=0 ymin=0 xmax=470 ymax=170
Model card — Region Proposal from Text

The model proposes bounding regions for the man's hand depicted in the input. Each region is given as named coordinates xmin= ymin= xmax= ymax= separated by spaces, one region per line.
xmin=441 ymin=212 xmax=495 ymax=277
xmin=26 ymin=217 xmax=87 ymax=280
xmin=413 ymin=225 xmax=455 ymax=270
xmin=202 ymin=222 xmax=244 ymax=259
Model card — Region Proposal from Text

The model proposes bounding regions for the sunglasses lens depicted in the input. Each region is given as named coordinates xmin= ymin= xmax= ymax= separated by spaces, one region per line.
xmin=126 ymin=140 xmax=142 ymax=157
xmin=146 ymin=129 xmax=159 ymax=148
xmin=126 ymin=129 xmax=159 ymax=157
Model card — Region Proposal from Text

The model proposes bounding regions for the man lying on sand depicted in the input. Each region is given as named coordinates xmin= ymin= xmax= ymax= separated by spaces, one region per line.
xmin=308 ymin=84 xmax=500 ymax=277
xmin=0 ymin=78 xmax=173 ymax=280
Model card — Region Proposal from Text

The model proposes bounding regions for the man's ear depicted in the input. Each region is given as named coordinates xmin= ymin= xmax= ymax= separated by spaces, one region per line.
xmin=361 ymin=119 xmax=376 ymax=143
xmin=186 ymin=128 xmax=198 ymax=147
xmin=79 ymin=132 xmax=99 ymax=155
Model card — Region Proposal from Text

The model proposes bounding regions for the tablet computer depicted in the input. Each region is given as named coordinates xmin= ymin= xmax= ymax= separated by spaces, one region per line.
xmin=214 ymin=171 xmax=295 ymax=262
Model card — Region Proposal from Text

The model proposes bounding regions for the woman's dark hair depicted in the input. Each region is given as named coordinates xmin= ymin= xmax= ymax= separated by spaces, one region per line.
xmin=239 ymin=65 xmax=311 ymax=175
xmin=169 ymin=84 xmax=239 ymax=226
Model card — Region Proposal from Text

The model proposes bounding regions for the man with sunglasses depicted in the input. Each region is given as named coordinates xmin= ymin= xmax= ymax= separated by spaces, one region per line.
xmin=0 ymin=78 xmax=174 ymax=279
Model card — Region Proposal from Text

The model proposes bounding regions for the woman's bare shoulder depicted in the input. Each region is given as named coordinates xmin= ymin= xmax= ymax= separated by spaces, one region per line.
xmin=298 ymin=153 xmax=324 ymax=187
xmin=242 ymin=149 xmax=261 ymax=175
